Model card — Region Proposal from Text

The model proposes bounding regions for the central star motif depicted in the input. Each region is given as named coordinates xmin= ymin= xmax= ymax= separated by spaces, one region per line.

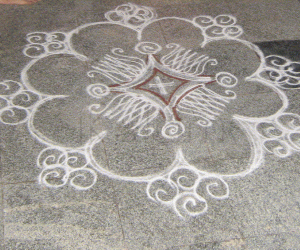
xmin=108 ymin=55 xmax=215 ymax=122
xmin=136 ymin=69 xmax=189 ymax=104
xmin=148 ymin=75 xmax=175 ymax=95
xmin=87 ymin=45 xmax=238 ymax=138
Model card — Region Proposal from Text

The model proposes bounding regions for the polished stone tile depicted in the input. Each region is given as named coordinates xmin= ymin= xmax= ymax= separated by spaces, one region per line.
xmin=226 ymin=0 xmax=300 ymax=42
xmin=244 ymin=232 xmax=300 ymax=249
xmin=0 ymin=186 xmax=4 ymax=250
xmin=256 ymin=40 xmax=300 ymax=61
xmin=114 ymin=180 xmax=242 ymax=249
xmin=1 ymin=125 xmax=44 ymax=184
xmin=1 ymin=1 xmax=300 ymax=249
xmin=229 ymin=156 xmax=300 ymax=238
xmin=3 ymin=182 xmax=125 ymax=249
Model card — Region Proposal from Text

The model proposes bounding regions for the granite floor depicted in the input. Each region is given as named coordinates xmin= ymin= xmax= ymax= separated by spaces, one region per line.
xmin=1 ymin=0 xmax=300 ymax=249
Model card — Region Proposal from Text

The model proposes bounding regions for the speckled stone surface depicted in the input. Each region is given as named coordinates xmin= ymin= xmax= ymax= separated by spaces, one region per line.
xmin=1 ymin=0 xmax=300 ymax=249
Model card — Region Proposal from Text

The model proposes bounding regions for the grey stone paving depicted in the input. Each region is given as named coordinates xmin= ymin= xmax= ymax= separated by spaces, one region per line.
xmin=1 ymin=0 xmax=300 ymax=249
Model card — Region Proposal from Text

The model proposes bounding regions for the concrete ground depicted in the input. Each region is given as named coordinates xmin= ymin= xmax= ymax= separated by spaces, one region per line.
xmin=1 ymin=0 xmax=300 ymax=249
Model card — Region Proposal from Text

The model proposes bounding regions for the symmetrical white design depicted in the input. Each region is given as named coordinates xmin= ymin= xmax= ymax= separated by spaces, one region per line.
xmin=95 ymin=93 xmax=160 ymax=137
xmin=161 ymin=43 xmax=218 ymax=75
xmin=193 ymin=15 xmax=243 ymax=45
xmin=135 ymin=42 xmax=162 ymax=54
xmin=0 ymin=80 xmax=40 ymax=125
xmin=176 ymin=85 xmax=236 ymax=127
xmin=258 ymin=55 xmax=300 ymax=89
xmin=216 ymin=72 xmax=238 ymax=88
xmin=238 ymin=113 xmax=300 ymax=158
xmin=86 ymin=41 xmax=221 ymax=138
xmin=147 ymin=150 xmax=229 ymax=217
xmin=2 ymin=3 xmax=300 ymax=217
xmin=23 ymin=32 xmax=84 ymax=59
xmin=88 ymin=48 xmax=147 ymax=84
xmin=105 ymin=3 xmax=157 ymax=31
xmin=38 ymin=146 xmax=97 ymax=190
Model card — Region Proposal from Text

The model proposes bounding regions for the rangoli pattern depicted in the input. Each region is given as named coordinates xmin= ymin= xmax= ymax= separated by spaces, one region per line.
xmin=1 ymin=3 xmax=300 ymax=217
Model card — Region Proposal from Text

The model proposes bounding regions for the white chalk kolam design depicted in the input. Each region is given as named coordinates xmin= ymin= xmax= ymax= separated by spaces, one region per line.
xmin=1 ymin=3 xmax=300 ymax=217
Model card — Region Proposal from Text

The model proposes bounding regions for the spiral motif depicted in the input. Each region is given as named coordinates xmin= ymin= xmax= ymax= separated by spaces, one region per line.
xmin=0 ymin=107 xmax=29 ymax=125
xmin=161 ymin=121 xmax=185 ymax=139
xmin=170 ymin=168 xmax=198 ymax=190
xmin=174 ymin=192 xmax=208 ymax=217
xmin=26 ymin=33 xmax=47 ymax=44
xmin=288 ymin=132 xmax=300 ymax=150
xmin=195 ymin=176 xmax=229 ymax=200
xmin=147 ymin=178 xmax=177 ymax=203
xmin=266 ymin=55 xmax=288 ymax=68
xmin=47 ymin=42 xmax=65 ymax=52
xmin=224 ymin=26 xmax=243 ymax=37
xmin=193 ymin=15 xmax=243 ymax=40
xmin=88 ymin=104 xmax=103 ymax=114
xmin=135 ymin=42 xmax=162 ymax=55
xmin=285 ymin=63 xmax=300 ymax=77
xmin=197 ymin=117 xmax=212 ymax=127
xmin=12 ymin=91 xmax=39 ymax=108
xmin=66 ymin=152 xmax=88 ymax=168
xmin=206 ymin=177 xmax=229 ymax=199
xmin=216 ymin=72 xmax=238 ymax=88
xmin=0 ymin=80 xmax=22 ymax=95
xmin=193 ymin=15 xmax=214 ymax=27
xmin=23 ymin=32 xmax=67 ymax=58
xmin=39 ymin=166 xmax=69 ymax=188
xmin=37 ymin=145 xmax=95 ymax=190
xmin=23 ymin=44 xmax=46 ymax=58
xmin=263 ymin=56 xmax=300 ymax=88
xmin=37 ymin=148 xmax=66 ymax=168
xmin=86 ymin=83 xmax=110 ymax=98
xmin=215 ymin=15 xmax=236 ymax=26
xmin=105 ymin=3 xmax=156 ymax=29
xmin=276 ymin=113 xmax=300 ymax=131
xmin=263 ymin=139 xmax=290 ymax=157
xmin=256 ymin=122 xmax=283 ymax=138
xmin=69 ymin=168 xmax=97 ymax=190
xmin=205 ymin=26 xmax=224 ymax=37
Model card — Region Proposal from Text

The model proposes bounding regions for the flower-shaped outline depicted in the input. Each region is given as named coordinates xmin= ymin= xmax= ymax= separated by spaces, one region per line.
xmin=1 ymin=3 xmax=300 ymax=217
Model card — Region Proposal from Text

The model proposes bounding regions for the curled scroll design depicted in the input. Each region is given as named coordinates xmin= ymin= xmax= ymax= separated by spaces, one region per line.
xmin=23 ymin=32 xmax=70 ymax=58
xmin=38 ymin=147 xmax=97 ymax=190
xmin=135 ymin=42 xmax=162 ymax=55
xmin=161 ymin=121 xmax=185 ymax=139
xmin=216 ymin=72 xmax=238 ymax=88
xmin=255 ymin=113 xmax=300 ymax=157
xmin=257 ymin=55 xmax=300 ymax=89
xmin=105 ymin=3 xmax=156 ymax=30
xmin=193 ymin=15 xmax=243 ymax=44
xmin=0 ymin=80 xmax=40 ymax=125
xmin=86 ymin=83 xmax=110 ymax=98
xmin=196 ymin=176 xmax=229 ymax=200
xmin=146 ymin=155 xmax=230 ymax=217
xmin=174 ymin=192 xmax=208 ymax=217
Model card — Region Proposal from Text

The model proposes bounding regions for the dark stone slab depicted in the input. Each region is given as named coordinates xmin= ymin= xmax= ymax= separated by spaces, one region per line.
xmin=255 ymin=40 xmax=300 ymax=61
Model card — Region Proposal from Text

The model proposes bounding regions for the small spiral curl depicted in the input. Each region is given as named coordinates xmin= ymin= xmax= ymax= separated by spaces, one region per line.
xmin=161 ymin=121 xmax=185 ymax=139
